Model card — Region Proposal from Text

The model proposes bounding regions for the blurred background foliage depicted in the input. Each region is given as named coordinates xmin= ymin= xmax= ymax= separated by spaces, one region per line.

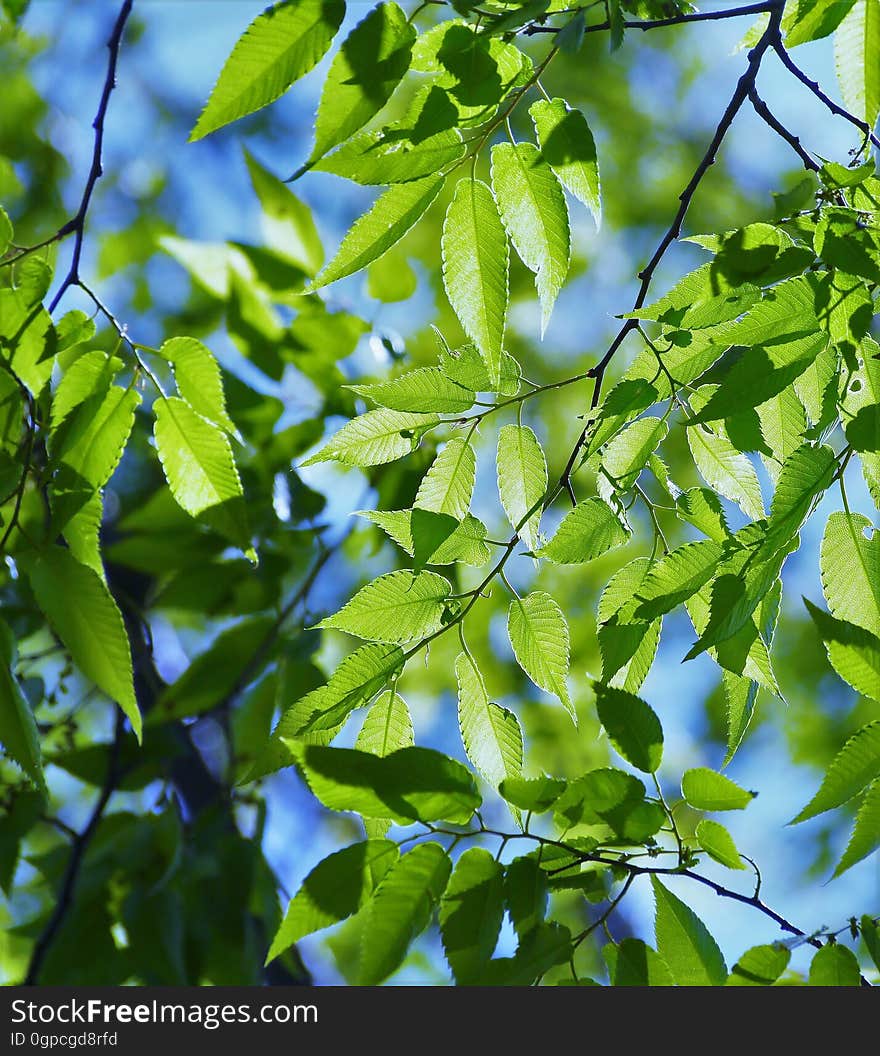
xmin=0 ymin=0 xmax=877 ymax=984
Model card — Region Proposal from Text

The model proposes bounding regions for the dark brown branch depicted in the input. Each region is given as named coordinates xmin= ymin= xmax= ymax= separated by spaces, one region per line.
xmin=464 ymin=824 xmax=872 ymax=985
xmin=524 ymin=1 xmax=779 ymax=36
xmin=773 ymin=40 xmax=880 ymax=153
xmin=553 ymin=2 xmax=785 ymax=499
xmin=106 ymin=556 xmax=315 ymax=985
xmin=748 ymin=87 xmax=821 ymax=172
xmin=629 ymin=7 xmax=782 ymax=314
xmin=23 ymin=710 xmax=125 ymax=985
xmin=47 ymin=0 xmax=133 ymax=312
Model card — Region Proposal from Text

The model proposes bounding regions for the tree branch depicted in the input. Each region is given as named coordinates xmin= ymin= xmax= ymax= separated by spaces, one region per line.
xmin=23 ymin=710 xmax=126 ymax=985
xmin=47 ymin=0 xmax=134 ymax=312
xmin=748 ymin=87 xmax=821 ymax=172
xmin=445 ymin=822 xmax=873 ymax=985
xmin=524 ymin=1 xmax=779 ymax=36
xmin=554 ymin=1 xmax=785 ymax=498
xmin=773 ymin=40 xmax=880 ymax=153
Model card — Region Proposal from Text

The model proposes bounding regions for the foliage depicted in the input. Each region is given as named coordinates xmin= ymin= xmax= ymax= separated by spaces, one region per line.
xmin=0 ymin=0 xmax=878 ymax=987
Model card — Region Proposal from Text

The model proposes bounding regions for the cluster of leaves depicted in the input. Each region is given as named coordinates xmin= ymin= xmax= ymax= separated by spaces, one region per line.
xmin=0 ymin=0 xmax=879 ymax=985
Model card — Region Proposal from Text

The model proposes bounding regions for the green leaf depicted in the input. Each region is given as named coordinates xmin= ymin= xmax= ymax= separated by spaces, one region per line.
xmin=841 ymin=336 xmax=880 ymax=456
xmin=480 ymin=922 xmax=572 ymax=985
xmin=651 ymin=877 xmax=727 ymax=986
xmin=261 ymin=644 xmax=404 ymax=763
xmin=499 ymin=774 xmax=566 ymax=813
xmin=815 ymin=210 xmax=880 ymax=285
xmin=529 ymin=98 xmax=600 ymax=226
xmin=190 ymin=0 xmax=346 ymax=140
xmin=761 ymin=443 xmax=837 ymax=558
xmin=359 ymin=842 xmax=451 ymax=984
xmin=315 ymin=122 xmax=464 ymax=184
xmin=861 ymin=915 xmax=880 ymax=970
xmin=159 ymin=337 xmax=237 ymax=434
xmin=456 ymin=652 xmax=523 ymax=791
xmin=0 ymin=206 xmax=11 ymax=255
xmin=602 ymin=416 xmax=668 ymax=491
xmin=52 ymin=384 xmax=140 ymax=492
xmin=833 ymin=779 xmax=880 ymax=876
xmin=504 ymin=856 xmax=548 ymax=940
xmin=266 ymin=840 xmax=398 ymax=962
xmin=785 ymin=0 xmax=856 ymax=45
xmin=820 ymin=512 xmax=880 ymax=637
xmin=302 ymin=408 xmax=438 ymax=468
xmin=593 ymin=682 xmax=663 ymax=773
xmin=597 ymin=558 xmax=661 ymax=692
xmin=675 ymin=488 xmax=730 ymax=543
xmin=414 ymin=437 xmax=476 ymax=520
xmin=792 ymin=721 xmax=880 ymax=823
xmin=722 ymin=671 xmax=758 ymax=766
xmin=808 ymin=943 xmax=862 ymax=985
xmin=439 ymin=848 xmax=504 ymax=984
xmin=726 ymin=943 xmax=790 ymax=985
xmin=0 ymin=289 xmax=53 ymax=396
xmin=21 ymin=547 xmax=140 ymax=740
xmin=708 ymin=276 xmax=820 ymax=344
xmin=688 ymin=424 xmax=765 ymax=521
xmin=356 ymin=691 xmax=414 ymax=757
xmin=554 ymin=768 xmax=664 ymax=840
xmin=834 ymin=0 xmax=880 ymax=128
xmin=820 ymin=159 xmax=876 ymax=188
xmin=410 ymin=21 xmax=525 ymax=123
xmin=796 ymin=342 xmax=839 ymax=430
xmin=0 ymin=622 xmax=45 ymax=793
xmin=50 ymin=351 xmax=118 ymax=429
xmin=696 ymin=819 xmax=746 ymax=870
xmin=604 ymin=938 xmax=674 ymax=986
xmin=359 ymin=508 xmax=490 ymax=567
xmin=244 ymin=148 xmax=323 ymax=274
xmin=691 ymin=334 xmax=827 ymax=425
xmin=318 ymin=569 xmax=454 ymax=643
xmin=309 ymin=3 xmax=414 ymax=162
xmin=287 ymin=743 xmax=480 ymax=825
xmin=508 ymin=592 xmax=572 ymax=718
xmin=490 ymin=142 xmax=570 ymax=332
xmin=805 ymin=598 xmax=880 ymax=701
xmin=536 ymin=498 xmax=627 ymax=564
xmin=584 ymin=378 xmax=659 ymax=458
xmin=348 ymin=365 xmax=473 ymax=414
xmin=355 ymin=689 xmax=414 ymax=838
xmin=683 ymin=574 xmax=759 ymax=662
xmin=496 ymin=424 xmax=547 ymax=554
xmin=626 ymin=264 xmax=755 ymax=327
xmin=681 ymin=767 xmax=755 ymax=811
xmin=437 ymin=339 xmax=520 ymax=397
xmin=313 ymin=177 xmax=443 ymax=290
xmin=367 ymin=248 xmax=417 ymax=302
xmin=442 ymin=179 xmax=509 ymax=388
xmin=153 ymin=397 xmax=250 ymax=552
xmin=757 ymin=387 xmax=808 ymax=484
xmin=632 ymin=539 xmax=725 ymax=621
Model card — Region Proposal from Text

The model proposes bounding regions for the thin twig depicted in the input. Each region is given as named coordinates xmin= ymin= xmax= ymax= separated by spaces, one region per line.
xmin=47 ymin=0 xmax=134 ymax=312
xmin=554 ymin=2 xmax=785 ymax=499
xmin=748 ymin=87 xmax=821 ymax=172
xmin=524 ymin=1 xmax=779 ymax=35
xmin=773 ymin=40 xmax=880 ymax=153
